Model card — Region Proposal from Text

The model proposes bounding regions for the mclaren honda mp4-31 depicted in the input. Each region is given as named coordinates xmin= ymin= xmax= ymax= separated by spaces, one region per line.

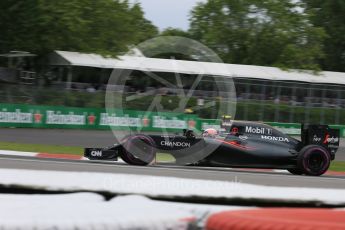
xmin=85 ymin=120 xmax=339 ymax=176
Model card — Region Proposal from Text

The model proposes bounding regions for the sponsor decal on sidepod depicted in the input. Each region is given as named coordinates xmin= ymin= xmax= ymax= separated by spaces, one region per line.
xmin=239 ymin=135 xmax=249 ymax=141
xmin=261 ymin=135 xmax=289 ymax=143
xmin=246 ymin=126 xmax=273 ymax=135
xmin=161 ymin=141 xmax=191 ymax=148
xmin=313 ymin=135 xmax=322 ymax=142
xmin=326 ymin=136 xmax=339 ymax=144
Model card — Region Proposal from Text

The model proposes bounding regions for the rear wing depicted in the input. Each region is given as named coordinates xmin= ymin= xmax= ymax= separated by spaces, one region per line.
xmin=301 ymin=124 xmax=340 ymax=157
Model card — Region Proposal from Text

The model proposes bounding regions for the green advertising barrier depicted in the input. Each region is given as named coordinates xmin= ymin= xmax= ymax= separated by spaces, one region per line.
xmin=1 ymin=103 xmax=345 ymax=137
xmin=0 ymin=103 xmax=198 ymax=132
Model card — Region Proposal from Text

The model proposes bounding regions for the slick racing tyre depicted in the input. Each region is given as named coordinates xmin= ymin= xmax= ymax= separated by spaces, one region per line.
xmin=287 ymin=168 xmax=304 ymax=175
xmin=297 ymin=145 xmax=331 ymax=176
xmin=121 ymin=135 xmax=156 ymax=166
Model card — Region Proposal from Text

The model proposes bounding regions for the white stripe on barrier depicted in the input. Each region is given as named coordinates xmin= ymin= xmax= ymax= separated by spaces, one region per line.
xmin=0 ymin=168 xmax=345 ymax=205
xmin=0 ymin=193 xmax=196 ymax=230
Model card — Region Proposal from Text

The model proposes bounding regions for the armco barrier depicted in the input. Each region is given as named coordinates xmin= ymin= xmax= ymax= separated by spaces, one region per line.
xmin=0 ymin=103 xmax=344 ymax=136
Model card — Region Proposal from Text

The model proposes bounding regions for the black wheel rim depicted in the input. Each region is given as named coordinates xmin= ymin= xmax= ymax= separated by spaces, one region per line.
xmin=308 ymin=151 xmax=325 ymax=172
xmin=127 ymin=136 xmax=155 ymax=163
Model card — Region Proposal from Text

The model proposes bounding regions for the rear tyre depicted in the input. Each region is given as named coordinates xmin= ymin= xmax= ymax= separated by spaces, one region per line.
xmin=297 ymin=145 xmax=331 ymax=176
xmin=121 ymin=135 xmax=156 ymax=166
xmin=287 ymin=168 xmax=304 ymax=175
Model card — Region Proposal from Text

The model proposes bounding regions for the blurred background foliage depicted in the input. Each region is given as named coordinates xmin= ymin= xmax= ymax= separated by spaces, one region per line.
xmin=189 ymin=0 xmax=326 ymax=71
xmin=0 ymin=0 xmax=158 ymax=56
xmin=303 ymin=0 xmax=345 ymax=72
xmin=0 ymin=0 xmax=343 ymax=71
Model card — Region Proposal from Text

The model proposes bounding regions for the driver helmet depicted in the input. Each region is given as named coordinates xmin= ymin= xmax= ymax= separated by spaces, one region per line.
xmin=203 ymin=128 xmax=218 ymax=138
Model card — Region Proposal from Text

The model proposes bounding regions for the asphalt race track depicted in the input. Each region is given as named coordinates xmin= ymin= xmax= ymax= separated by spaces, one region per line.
xmin=1 ymin=128 xmax=345 ymax=161
xmin=0 ymin=128 xmax=345 ymax=189
xmin=0 ymin=154 xmax=345 ymax=189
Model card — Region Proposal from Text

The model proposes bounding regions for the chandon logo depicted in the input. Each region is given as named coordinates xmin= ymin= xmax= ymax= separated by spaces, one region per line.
xmin=161 ymin=141 xmax=191 ymax=148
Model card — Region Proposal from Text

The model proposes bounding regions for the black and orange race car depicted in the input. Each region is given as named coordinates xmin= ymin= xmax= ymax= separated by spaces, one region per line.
xmin=85 ymin=120 xmax=339 ymax=176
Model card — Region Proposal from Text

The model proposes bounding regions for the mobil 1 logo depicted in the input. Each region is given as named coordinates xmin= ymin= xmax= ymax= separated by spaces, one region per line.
xmin=245 ymin=126 xmax=273 ymax=135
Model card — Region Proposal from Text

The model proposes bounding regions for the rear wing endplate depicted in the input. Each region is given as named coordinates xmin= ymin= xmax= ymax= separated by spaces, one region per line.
xmin=301 ymin=124 xmax=340 ymax=156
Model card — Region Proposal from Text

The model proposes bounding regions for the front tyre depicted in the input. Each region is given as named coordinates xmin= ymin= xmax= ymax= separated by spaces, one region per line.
xmin=297 ymin=145 xmax=331 ymax=176
xmin=121 ymin=135 xmax=156 ymax=166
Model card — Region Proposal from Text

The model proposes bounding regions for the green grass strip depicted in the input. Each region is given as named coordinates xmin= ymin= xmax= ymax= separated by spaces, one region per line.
xmin=0 ymin=141 xmax=83 ymax=155
xmin=329 ymin=161 xmax=345 ymax=172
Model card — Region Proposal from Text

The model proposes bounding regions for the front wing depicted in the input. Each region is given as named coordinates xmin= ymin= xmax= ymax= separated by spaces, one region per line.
xmin=84 ymin=147 xmax=120 ymax=161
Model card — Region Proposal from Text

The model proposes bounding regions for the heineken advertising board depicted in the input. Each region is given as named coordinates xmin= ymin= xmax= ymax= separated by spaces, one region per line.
xmin=0 ymin=103 xmax=198 ymax=131
xmin=1 ymin=103 xmax=344 ymax=136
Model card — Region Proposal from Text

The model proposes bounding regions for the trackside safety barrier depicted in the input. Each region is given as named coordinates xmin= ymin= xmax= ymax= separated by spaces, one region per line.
xmin=1 ymin=103 xmax=345 ymax=136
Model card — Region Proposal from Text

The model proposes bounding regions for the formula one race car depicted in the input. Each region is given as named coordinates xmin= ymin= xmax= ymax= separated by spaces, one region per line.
xmin=85 ymin=119 xmax=340 ymax=176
